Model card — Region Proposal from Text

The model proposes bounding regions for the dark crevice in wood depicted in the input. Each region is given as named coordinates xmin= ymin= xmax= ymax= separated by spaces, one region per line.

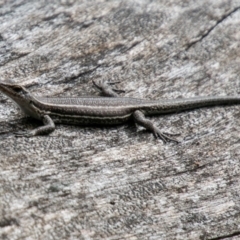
xmin=208 ymin=231 xmax=240 ymax=240
xmin=121 ymin=39 xmax=144 ymax=53
xmin=0 ymin=52 xmax=30 ymax=67
xmin=0 ymin=217 xmax=19 ymax=228
xmin=55 ymin=65 xmax=100 ymax=84
xmin=186 ymin=6 xmax=240 ymax=51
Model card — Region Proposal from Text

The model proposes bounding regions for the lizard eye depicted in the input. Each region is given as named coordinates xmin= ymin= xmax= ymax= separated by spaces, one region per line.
xmin=11 ymin=85 xmax=23 ymax=92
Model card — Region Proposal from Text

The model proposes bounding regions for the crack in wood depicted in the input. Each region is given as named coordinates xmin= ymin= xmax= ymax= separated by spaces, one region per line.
xmin=186 ymin=6 xmax=240 ymax=51
xmin=208 ymin=230 xmax=240 ymax=240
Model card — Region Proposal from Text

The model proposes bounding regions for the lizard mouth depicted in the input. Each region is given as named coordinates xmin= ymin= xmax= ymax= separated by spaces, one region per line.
xmin=0 ymin=82 xmax=28 ymax=101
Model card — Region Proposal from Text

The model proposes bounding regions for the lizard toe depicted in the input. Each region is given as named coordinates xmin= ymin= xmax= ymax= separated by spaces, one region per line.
xmin=15 ymin=130 xmax=34 ymax=137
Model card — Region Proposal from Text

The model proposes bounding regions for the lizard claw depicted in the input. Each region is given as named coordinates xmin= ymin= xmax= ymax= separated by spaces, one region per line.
xmin=112 ymin=88 xmax=125 ymax=94
xmin=92 ymin=79 xmax=103 ymax=90
xmin=15 ymin=130 xmax=34 ymax=137
xmin=153 ymin=130 xmax=180 ymax=144
xmin=108 ymin=81 xmax=120 ymax=85
xmin=162 ymin=131 xmax=181 ymax=137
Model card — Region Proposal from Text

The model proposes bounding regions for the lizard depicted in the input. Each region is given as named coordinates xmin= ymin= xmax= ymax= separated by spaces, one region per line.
xmin=0 ymin=80 xmax=239 ymax=143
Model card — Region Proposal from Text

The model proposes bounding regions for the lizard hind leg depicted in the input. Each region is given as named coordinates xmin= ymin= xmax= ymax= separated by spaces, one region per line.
xmin=133 ymin=110 xmax=179 ymax=143
xmin=92 ymin=80 xmax=125 ymax=97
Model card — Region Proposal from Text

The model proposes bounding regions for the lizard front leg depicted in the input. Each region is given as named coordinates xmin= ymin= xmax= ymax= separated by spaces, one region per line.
xmin=15 ymin=115 xmax=55 ymax=137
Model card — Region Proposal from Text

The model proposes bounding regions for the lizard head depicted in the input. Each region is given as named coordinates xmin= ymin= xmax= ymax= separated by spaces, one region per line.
xmin=0 ymin=82 xmax=42 ymax=118
xmin=0 ymin=81 xmax=30 ymax=98
xmin=0 ymin=81 xmax=34 ymax=106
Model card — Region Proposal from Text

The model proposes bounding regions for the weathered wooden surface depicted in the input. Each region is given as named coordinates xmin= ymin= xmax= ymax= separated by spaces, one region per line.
xmin=0 ymin=0 xmax=240 ymax=239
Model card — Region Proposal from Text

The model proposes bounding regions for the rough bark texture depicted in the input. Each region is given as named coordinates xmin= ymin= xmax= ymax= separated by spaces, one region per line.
xmin=1 ymin=0 xmax=240 ymax=239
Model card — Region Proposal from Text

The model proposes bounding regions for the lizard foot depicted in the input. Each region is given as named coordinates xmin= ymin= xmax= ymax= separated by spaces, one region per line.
xmin=92 ymin=80 xmax=125 ymax=97
xmin=15 ymin=130 xmax=35 ymax=137
xmin=153 ymin=129 xmax=180 ymax=144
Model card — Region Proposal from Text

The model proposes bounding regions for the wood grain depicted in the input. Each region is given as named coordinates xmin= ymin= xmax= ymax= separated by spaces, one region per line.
xmin=0 ymin=1 xmax=240 ymax=239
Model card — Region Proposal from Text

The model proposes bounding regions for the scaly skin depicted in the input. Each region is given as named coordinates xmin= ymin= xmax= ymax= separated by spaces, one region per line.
xmin=0 ymin=80 xmax=239 ymax=143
